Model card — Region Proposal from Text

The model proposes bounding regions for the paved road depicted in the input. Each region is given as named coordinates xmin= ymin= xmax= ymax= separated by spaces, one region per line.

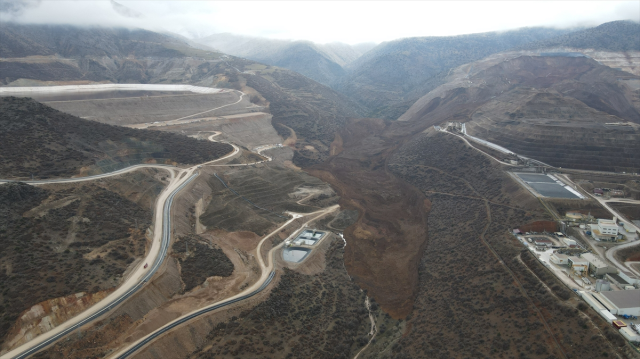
xmin=0 ymin=164 xmax=176 ymax=184
xmin=4 ymin=171 xmax=199 ymax=359
xmin=110 ymin=205 xmax=339 ymax=358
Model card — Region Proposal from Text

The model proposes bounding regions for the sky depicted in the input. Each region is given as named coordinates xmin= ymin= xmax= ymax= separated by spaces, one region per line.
xmin=1 ymin=0 xmax=639 ymax=44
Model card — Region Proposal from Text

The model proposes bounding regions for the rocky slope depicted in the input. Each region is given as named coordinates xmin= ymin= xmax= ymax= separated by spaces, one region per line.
xmin=0 ymin=169 xmax=165 ymax=350
xmin=520 ymin=20 xmax=640 ymax=53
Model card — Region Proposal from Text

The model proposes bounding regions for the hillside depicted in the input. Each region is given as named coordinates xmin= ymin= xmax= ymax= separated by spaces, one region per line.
xmin=0 ymin=169 xmax=166 ymax=347
xmin=399 ymin=54 xmax=640 ymax=172
xmin=0 ymin=23 xmax=222 ymax=85
xmin=194 ymin=33 xmax=374 ymax=86
xmin=520 ymin=20 xmax=640 ymax=52
xmin=0 ymin=97 xmax=233 ymax=179
xmin=334 ymin=27 xmax=573 ymax=117
xmin=0 ymin=23 xmax=218 ymax=59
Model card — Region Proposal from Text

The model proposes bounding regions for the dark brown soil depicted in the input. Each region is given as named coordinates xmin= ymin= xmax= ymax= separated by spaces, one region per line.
xmin=308 ymin=118 xmax=430 ymax=319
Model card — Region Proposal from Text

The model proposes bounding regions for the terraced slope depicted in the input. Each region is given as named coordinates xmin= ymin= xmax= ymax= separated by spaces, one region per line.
xmin=467 ymin=90 xmax=640 ymax=172
xmin=201 ymin=166 xmax=336 ymax=236
xmin=400 ymin=55 xmax=640 ymax=172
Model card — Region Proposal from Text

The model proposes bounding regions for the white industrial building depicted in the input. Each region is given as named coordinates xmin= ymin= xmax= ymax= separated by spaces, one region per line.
xmin=581 ymin=253 xmax=617 ymax=276
xmin=562 ymin=238 xmax=577 ymax=247
xmin=598 ymin=290 xmax=640 ymax=316
xmin=550 ymin=253 xmax=569 ymax=265
xmin=590 ymin=217 xmax=620 ymax=241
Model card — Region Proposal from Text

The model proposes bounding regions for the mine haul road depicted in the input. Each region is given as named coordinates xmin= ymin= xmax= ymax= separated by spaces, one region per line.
xmin=110 ymin=205 xmax=340 ymax=359
xmin=1 ymin=129 xmax=251 ymax=358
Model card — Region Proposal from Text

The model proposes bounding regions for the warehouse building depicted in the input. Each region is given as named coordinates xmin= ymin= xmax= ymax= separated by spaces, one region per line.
xmin=598 ymin=290 xmax=640 ymax=316
xmin=581 ymin=253 xmax=617 ymax=276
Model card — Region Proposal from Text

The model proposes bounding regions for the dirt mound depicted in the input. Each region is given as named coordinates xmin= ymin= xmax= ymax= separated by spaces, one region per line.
xmin=172 ymin=234 xmax=234 ymax=293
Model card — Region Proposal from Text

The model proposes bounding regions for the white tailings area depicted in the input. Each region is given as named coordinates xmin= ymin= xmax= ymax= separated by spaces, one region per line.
xmin=0 ymin=84 xmax=223 ymax=94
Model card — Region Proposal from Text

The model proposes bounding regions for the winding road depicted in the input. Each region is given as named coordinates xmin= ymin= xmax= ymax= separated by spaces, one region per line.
xmin=1 ymin=127 xmax=257 ymax=358
xmin=110 ymin=204 xmax=339 ymax=358
xmin=4 ymin=168 xmax=198 ymax=359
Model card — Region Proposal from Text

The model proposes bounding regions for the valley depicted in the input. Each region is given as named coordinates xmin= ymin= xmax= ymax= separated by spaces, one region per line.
xmin=1 ymin=17 xmax=640 ymax=359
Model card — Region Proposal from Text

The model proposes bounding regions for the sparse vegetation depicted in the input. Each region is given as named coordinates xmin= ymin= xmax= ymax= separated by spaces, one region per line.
xmin=0 ymin=97 xmax=233 ymax=179
xmin=0 ymin=179 xmax=156 ymax=345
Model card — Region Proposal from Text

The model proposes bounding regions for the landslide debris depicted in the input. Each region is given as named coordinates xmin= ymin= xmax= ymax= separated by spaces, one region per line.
xmin=0 ymin=97 xmax=233 ymax=179
xmin=308 ymin=118 xmax=430 ymax=319
xmin=173 ymin=234 xmax=234 ymax=293
xmin=0 ymin=173 xmax=161 ymax=347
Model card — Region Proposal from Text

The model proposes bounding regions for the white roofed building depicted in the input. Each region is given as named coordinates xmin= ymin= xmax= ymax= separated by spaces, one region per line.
xmin=590 ymin=217 xmax=620 ymax=241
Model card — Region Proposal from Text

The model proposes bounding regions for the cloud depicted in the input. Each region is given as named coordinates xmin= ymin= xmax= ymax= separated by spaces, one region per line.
xmin=1 ymin=1 xmax=638 ymax=44
xmin=110 ymin=0 xmax=142 ymax=19
xmin=0 ymin=0 xmax=41 ymax=18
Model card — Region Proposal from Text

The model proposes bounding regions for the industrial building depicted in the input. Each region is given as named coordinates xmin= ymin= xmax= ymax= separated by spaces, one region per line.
xmin=598 ymin=290 xmax=640 ymax=316
xmin=581 ymin=253 xmax=617 ymax=276
xmin=568 ymin=257 xmax=589 ymax=272
xmin=550 ymin=253 xmax=569 ymax=265
xmin=590 ymin=217 xmax=620 ymax=241
xmin=533 ymin=237 xmax=553 ymax=247
xmin=562 ymin=238 xmax=577 ymax=247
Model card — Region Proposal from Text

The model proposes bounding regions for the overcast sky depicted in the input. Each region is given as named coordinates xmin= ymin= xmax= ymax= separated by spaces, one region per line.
xmin=1 ymin=0 xmax=639 ymax=44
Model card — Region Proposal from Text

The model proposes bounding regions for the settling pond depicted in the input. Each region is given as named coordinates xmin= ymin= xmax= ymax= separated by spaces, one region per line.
xmin=282 ymin=247 xmax=311 ymax=263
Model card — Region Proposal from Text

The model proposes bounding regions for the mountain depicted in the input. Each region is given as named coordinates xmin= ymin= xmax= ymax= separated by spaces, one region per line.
xmin=335 ymin=27 xmax=577 ymax=117
xmin=0 ymin=23 xmax=364 ymax=167
xmin=0 ymin=97 xmax=233 ymax=179
xmin=398 ymin=53 xmax=640 ymax=172
xmin=194 ymin=33 xmax=374 ymax=86
xmin=520 ymin=20 xmax=640 ymax=52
